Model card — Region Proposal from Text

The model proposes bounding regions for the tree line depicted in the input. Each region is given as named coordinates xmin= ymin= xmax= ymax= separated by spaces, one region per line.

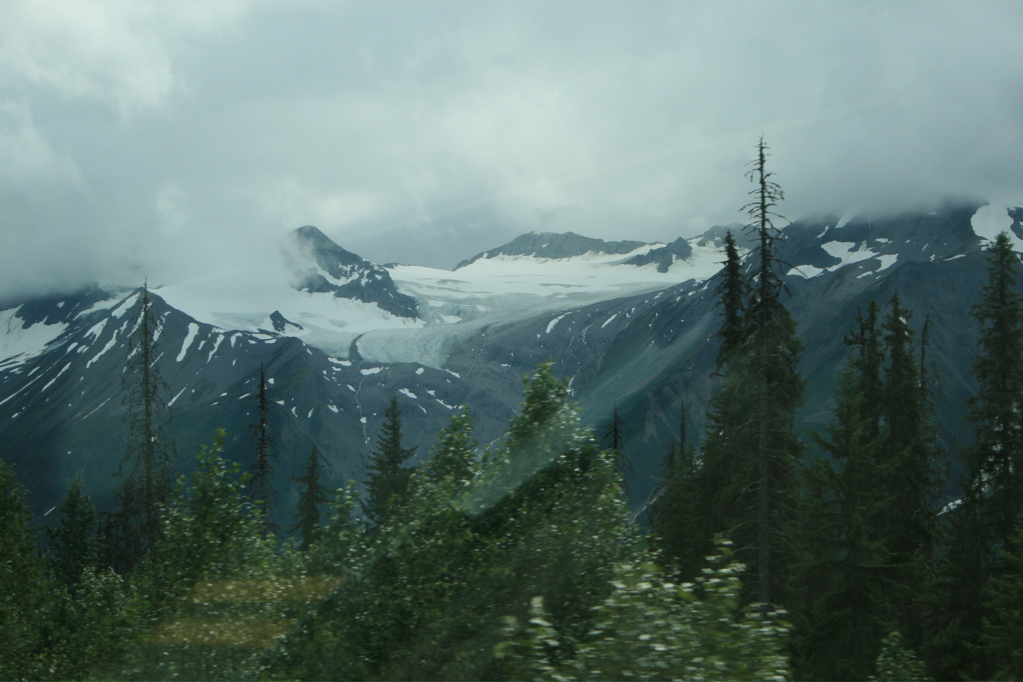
xmin=649 ymin=142 xmax=1023 ymax=680
xmin=1 ymin=139 xmax=1021 ymax=680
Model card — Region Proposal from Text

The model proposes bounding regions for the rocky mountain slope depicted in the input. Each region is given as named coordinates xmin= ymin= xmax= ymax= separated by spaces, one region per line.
xmin=0 ymin=202 xmax=1012 ymax=526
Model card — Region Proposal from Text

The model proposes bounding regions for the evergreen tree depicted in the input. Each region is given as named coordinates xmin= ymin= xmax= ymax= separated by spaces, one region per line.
xmin=792 ymin=297 xmax=940 ymax=679
xmin=272 ymin=363 xmax=629 ymax=681
xmin=870 ymin=631 xmax=930 ymax=682
xmin=878 ymin=296 xmax=939 ymax=585
xmin=289 ymin=445 xmax=328 ymax=551
xmin=113 ymin=430 xmax=281 ymax=679
xmin=980 ymin=521 xmax=1023 ymax=680
xmin=648 ymin=404 xmax=704 ymax=578
xmin=934 ymin=231 xmax=1023 ymax=679
xmin=361 ymin=396 xmax=416 ymax=529
xmin=108 ymin=283 xmax=176 ymax=572
xmin=133 ymin=430 xmax=274 ymax=609
xmin=740 ymin=137 xmax=804 ymax=608
xmin=790 ymin=302 xmax=892 ymax=680
xmin=716 ymin=230 xmax=747 ymax=367
xmin=0 ymin=459 xmax=49 ymax=680
xmin=44 ymin=566 xmax=130 ymax=681
xmin=602 ymin=403 xmax=632 ymax=483
xmin=463 ymin=362 xmax=582 ymax=518
xmin=963 ymin=231 xmax=1023 ymax=542
xmin=249 ymin=363 xmax=278 ymax=536
xmin=306 ymin=482 xmax=366 ymax=577
xmin=424 ymin=405 xmax=478 ymax=486
xmin=695 ymin=138 xmax=804 ymax=607
xmin=48 ymin=473 xmax=100 ymax=590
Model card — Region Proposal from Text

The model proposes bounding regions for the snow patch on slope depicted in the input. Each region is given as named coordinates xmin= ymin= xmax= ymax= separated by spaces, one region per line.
xmin=821 ymin=241 xmax=881 ymax=267
xmin=789 ymin=241 xmax=898 ymax=279
xmin=0 ymin=309 xmax=69 ymax=364
xmin=973 ymin=203 xmax=1023 ymax=250
xmin=177 ymin=323 xmax=200 ymax=362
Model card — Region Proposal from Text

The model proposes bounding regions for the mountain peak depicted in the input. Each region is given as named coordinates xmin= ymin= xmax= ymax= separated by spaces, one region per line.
xmin=289 ymin=226 xmax=418 ymax=319
xmin=455 ymin=231 xmax=650 ymax=269
xmin=294 ymin=224 xmax=328 ymax=240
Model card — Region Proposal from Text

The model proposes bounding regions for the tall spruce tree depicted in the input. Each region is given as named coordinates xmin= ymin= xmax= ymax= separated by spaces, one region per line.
xmin=980 ymin=521 xmax=1023 ymax=680
xmin=793 ymin=296 xmax=941 ymax=679
xmin=791 ymin=301 xmax=893 ymax=680
xmin=696 ymin=138 xmax=804 ymax=607
xmin=290 ymin=445 xmax=328 ymax=551
xmin=934 ymin=231 xmax=1023 ymax=679
xmin=249 ymin=363 xmax=278 ymax=536
xmin=963 ymin=231 xmax=1023 ymax=541
xmin=108 ymin=283 xmax=175 ymax=572
xmin=48 ymin=473 xmax=100 ymax=590
xmin=879 ymin=295 xmax=939 ymax=574
xmin=654 ymin=239 xmax=750 ymax=580
xmin=362 ymin=396 xmax=416 ymax=530
xmin=872 ymin=296 xmax=940 ymax=670
xmin=716 ymin=230 xmax=747 ymax=367
xmin=741 ymin=137 xmax=804 ymax=608
xmin=602 ymin=404 xmax=632 ymax=484
xmin=649 ymin=404 xmax=704 ymax=577
xmin=0 ymin=459 xmax=49 ymax=680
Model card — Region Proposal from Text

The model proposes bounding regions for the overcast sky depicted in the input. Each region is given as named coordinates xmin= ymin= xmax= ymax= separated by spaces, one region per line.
xmin=1 ymin=0 xmax=1022 ymax=300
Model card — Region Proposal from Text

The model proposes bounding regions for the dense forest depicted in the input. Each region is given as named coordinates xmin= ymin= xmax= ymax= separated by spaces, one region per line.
xmin=2 ymin=142 xmax=1022 ymax=680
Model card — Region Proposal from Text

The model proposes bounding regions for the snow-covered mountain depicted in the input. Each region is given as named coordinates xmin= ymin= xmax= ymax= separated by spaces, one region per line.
xmin=0 ymin=202 xmax=1014 ymax=523
xmin=290 ymin=225 xmax=419 ymax=319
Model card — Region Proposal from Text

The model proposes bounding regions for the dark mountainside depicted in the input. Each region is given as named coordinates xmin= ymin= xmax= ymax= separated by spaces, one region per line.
xmin=0 ymin=202 xmax=1004 ymax=526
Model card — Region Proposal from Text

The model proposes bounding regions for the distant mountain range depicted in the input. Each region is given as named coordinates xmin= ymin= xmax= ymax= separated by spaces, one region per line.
xmin=0 ymin=201 xmax=1014 ymax=528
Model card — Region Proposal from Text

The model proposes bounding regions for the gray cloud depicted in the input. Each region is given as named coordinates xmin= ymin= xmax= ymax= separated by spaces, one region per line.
xmin=0 ymin=0 xmax=1021 ymax=299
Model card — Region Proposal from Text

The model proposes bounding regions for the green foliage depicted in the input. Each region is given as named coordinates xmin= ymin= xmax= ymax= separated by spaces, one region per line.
xmin=506 ymin=361 xmax=571 ymax=446
xmin=424 ymin=405 xmax=478 ymax=487
xmin=980 ymin=522 xmax=1023 ymax=680
xmin=498 ymin=541 xmax=791 ymax=681
xmin=791 ymin=303 xmax=888 ymax=680
xmin=0 ymin=458 xmax=49 ymax=680
xmin=715 ymin=230 xmax=747 ymax=367
xmin=361 ymin=396 xmax=417 ymax=530
xmin=0 ymin=463 xmax=133 ymax=681
xmin=669 ymin=140 xmax=804 ymax=606
xmin=269 ymin=363 xmax=629 ymax=681
xmin=965 ymin=231 xmax=1023 ymax=545
xmin=41 ymin=568 xmax=131 ymax=680
xmin=305 ymin=482 xmax=367 ymax=576
xmin=105 ymin=430 xmax=284 ymax=680
xmin=931 ymin=233 xmax=1023 ymax=679
xmin=602 ymin=403 xmax=632 ymax=485
xmin=133 ymin=430 xmax=274 ymax=613
xmin=459 ymin=362 xmax=591 ymax=519
xmin=249 ymin=363 xmax=278 ymax=536
xmin=649 ymin=410 xmax=707 ymax=580
xmin=791 ymin=297 xmax=941 ymax=680
xmin=870 ymin=631 xmax=930 ymax=682
xmin=28 ymin=474 xmax=134 ymax=679
xmin=289 ymin=445 xmax=328 ymax=551
xmin=48 ymin=473 xmax=100 ymax=590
